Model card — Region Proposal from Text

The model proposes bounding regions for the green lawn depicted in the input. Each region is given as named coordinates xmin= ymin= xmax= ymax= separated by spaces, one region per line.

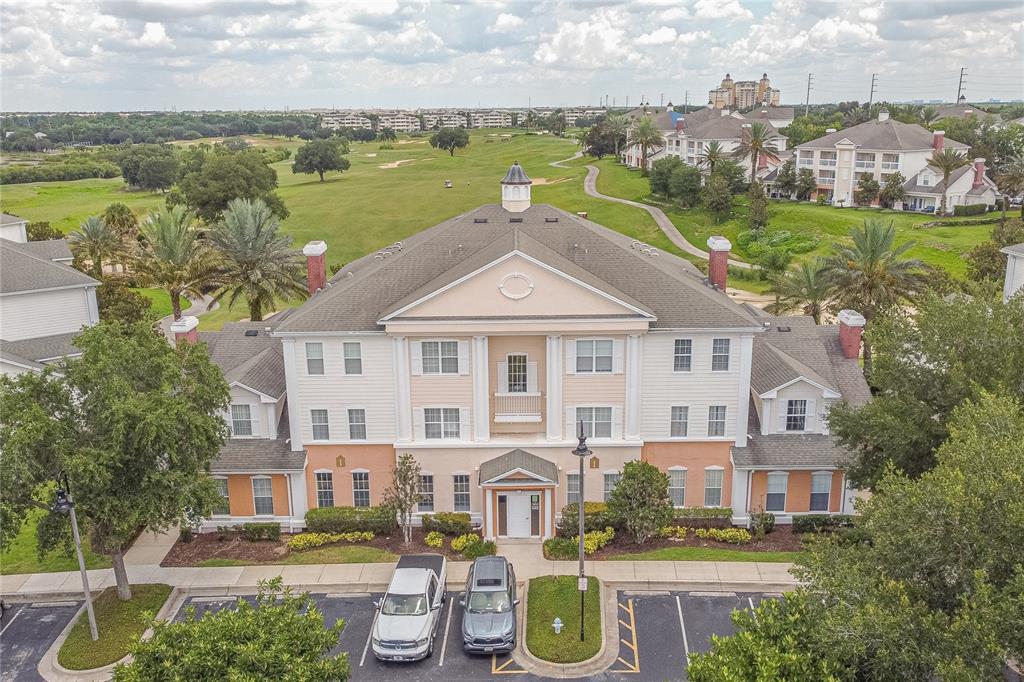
xmin=607 ymin=547 xmax=801 ymax=563
xmin=0 ymin=510 xmax=111 ymax=575
xmin=195 ymin=544 xmax=396 ymax=567
xmin=525 ymin=576 xmax=601 ymax=664
xmin=57 ymin=583 xmax=172 ymax=670
xmin=130 ymin=288 xmax=184 ymax=319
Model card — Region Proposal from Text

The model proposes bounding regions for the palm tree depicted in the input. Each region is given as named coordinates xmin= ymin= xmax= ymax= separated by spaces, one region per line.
xmin=928 ymin=148 xmax=969 ymax=215
xmin=733 ymin=121 xmax=780 ymax=182
xmin=996 ymin=155 xmax=1024 ymax=219
xmin=135 ymin=205 xmax=221 ymax=320
xmin=823 ymin=219 xmax=929 ymax=375
xmin=67 ymin=215 xmax=122 ymax=280
xmin=697 ymin=140 xmax=726 ymax=175
xmin=629 ymin=116 xmax=664 ymax=176
xmin=209 ymin=198 xmax=308 ymax=322
xmin=605 ymin=114 xmax=628 ymax=160
xmin=920 ymin=106 xmax=939 ymax=126
xmin=377 ymin=127 xmax=397 ymax=149
xmin=766 ymin=260 xmax=833 ymax=324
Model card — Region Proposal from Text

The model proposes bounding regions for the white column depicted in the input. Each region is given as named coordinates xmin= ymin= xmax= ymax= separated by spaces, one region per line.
xmin=543 ymin=488 xmax=553 ymax=539
xmin=86 ymin=287 xmax=100 ymax=323
xmin=625 ymin=334 xmax=642 ymax=440
xmin=735 ymin=334 xmax=754 ymax=447
xmin=546 ymin=335 xmax=563 ymax=441
xmin=393 ymin=336 xmax=412 ymax=442
xmin=483 ymin=488 xmax=494 ymax=540
xmin=472 ymin=336 xmax=489 ymax=442
xmin=730 ymin=469 xmax=750 ymax=526
xmin=289 ymin=471 xmax=308 ymax=524
xmin=281 ymin=339 xmax=303 ymax=451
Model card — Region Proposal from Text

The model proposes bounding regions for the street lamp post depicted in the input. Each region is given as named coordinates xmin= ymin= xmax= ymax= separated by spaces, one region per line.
xmin=53 ymin=481 xmax=98 ymax=641
xmin=572 ymin=422 xmax=592 ymax=643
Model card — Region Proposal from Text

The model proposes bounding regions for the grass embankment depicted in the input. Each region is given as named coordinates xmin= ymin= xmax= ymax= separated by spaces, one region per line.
xmin=525 ymin=576 xmax=601 ymax=664
xmin=0 ymin=510 xmax=111 ymax=575
xmin=195 ymin=545 xmax=397 ymax=567
xmin=57 ymin=583 xmax=172 ymax=670
xmin=607 ymin=547 xmax=800 ymax=563
xmin=129 ymin=287 xmax=182 ymax=319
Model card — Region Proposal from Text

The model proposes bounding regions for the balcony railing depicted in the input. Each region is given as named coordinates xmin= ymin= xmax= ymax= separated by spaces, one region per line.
xmin=493 ymin=393 xmax=544 ymax=423
xmin=881 ymin=162 xmax=900 ymax=171
xmin=855 ymin=161 xmax=875 ymax=170
xmin=819 ymin=159 xmax=837 ymax=167
xmin=798 ymin=158 xmax=814 ymax=166
xmin=818 ymin=177 xmax=836 ymax=185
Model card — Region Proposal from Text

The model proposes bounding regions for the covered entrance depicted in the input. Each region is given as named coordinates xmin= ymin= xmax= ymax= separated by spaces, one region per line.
xmin=480 ymin=449 xmax=557 ymax=540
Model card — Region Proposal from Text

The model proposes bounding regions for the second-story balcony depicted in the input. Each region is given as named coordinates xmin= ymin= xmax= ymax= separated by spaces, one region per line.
xmin=493 ymin=392 xmax=544 ymax=423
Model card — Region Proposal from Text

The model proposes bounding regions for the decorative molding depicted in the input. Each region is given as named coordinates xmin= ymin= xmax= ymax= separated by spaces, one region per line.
xmin=498 ymin=272 xmax=535 ymax=300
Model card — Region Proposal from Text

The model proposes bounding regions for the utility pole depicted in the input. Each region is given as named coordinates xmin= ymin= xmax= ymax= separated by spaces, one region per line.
xmin=804 ymin=73 xmax=814 ymax=117
xmin=660 ymin=92 xmax=664 ymax=107
xmin=684 ymin=90 xmax=690 ymax=111
xmin=956 ymin=67 xmax=966 ymax=102
xmin=625 ymin=95 xmax=629 ymax=108
xmin=868 ymin=73 xmax=878 ymax=109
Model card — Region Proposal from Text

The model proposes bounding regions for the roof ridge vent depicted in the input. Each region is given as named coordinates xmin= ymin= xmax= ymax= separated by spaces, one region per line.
xmin=630 ymin=239 xmax=659 ymax=257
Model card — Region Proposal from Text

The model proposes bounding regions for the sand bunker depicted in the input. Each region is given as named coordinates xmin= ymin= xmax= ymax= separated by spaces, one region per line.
xmin=378 ymin=158 xmax=426 ymax=169
xmin=364 ymin=153 xmax=378 ymax=157
xmin=397 ymin=139 xmax=425 ymax=144
xmin=530 ymin=177 xmax=569 ymax=186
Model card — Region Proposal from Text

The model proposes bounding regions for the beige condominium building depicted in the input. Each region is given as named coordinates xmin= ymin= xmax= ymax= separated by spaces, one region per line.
xmin=188 ymin=164 xmax=870 ymax=538
xmin=710 ymin=73 xmax=780 ymax=109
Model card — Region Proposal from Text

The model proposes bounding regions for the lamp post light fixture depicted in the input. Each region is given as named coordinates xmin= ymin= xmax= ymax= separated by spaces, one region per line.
xmin=572 ymin=421 xmax=592 ymax=643
xmin=52 ymin=482 xmax=98 ymax=641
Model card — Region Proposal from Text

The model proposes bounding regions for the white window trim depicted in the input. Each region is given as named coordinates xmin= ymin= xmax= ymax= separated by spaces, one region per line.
xmin=453 ymin=473 xmax=471 ymax=513
xmin=305 ymin=342 xmax=325 ymax=376
xmin=672 ymin=338 xmax=693 ymax=373
xmin=420 ymin=339 xmax=462 ymax=376
xmin=229 ymin=403 xmax=257 ymax=439
xmin=707 ymin=405 xmax=728 ymax=438
xmin=423 ymin=405 xmax=463 ymax=440
xmin=711 ymin=338 xmax=731 ymax=372
xmin=251 ymin=475 xmax=274 ymax=516
xmin=669 ymin=405 xmax=689 ymax=439
xmin=417 ymin=473 xmax=435 ymax=513
xmin=212 ymin=476 xmax=230 ymax=517
xmin=703 ymin=466 xmax=725 ymax=508
xmin=314 ymin=469 xmax=335 ymax=509
xmin=765 ymin=471 xmax=789 ymax=512
xmin=575 ymin=405 xmax=615 ymax=440
xmin=810 ymin=470 xmax=832 ymax=512
xmin=310 ymin=407 xmax=330 ymax=441
xmin=351 ymin=470 xmax=371 ymax=508
xmin=667 ymin=466 xmax=687 ymax=508
xmin=347 ymin=406 xmax=368 ymax=441
xmin=342 ymin=341 xmax=363 ymax=376
xmin=574 ymin=337 xmax=615 ymax=375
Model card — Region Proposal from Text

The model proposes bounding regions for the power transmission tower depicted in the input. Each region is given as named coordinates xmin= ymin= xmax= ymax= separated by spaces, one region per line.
xmin=956 ymin=67 xmax=966 ymax=102
xmin=868 ymin=73 xmax=878 ymax=109
xmin=804 ymin=73 xmax=814 ymax=116
xmin=684 ymin=90 xmax=690 ymax=110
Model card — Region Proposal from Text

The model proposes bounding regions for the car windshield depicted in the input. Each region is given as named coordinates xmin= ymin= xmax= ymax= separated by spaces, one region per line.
xmin=381 ymin=593 xmax=427 ymax=616
xmin=467 ymin=590 xmax=511 ymax=613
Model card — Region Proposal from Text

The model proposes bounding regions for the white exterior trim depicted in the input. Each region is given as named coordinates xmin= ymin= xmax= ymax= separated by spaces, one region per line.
xmin=624 ymin=333 xmax=641 ymax=440
xmin=472 ymin=335 xmax=490 ymax=441
xmin=281 ymin=339 xmax=303 ymax=450
xmin=735 ymin=334 xmax=753 ymax=447
xmin=393 ymin=336 xmax=412 ymax=441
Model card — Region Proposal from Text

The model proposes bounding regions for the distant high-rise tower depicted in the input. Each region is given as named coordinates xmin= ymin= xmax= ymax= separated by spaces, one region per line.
xmin=709 ymin=73 xmax=780 ymax=110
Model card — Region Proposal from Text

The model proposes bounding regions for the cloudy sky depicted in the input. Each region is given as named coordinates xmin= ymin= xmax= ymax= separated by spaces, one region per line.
xmin=2 ymin=0 xmax=1022 ymax=112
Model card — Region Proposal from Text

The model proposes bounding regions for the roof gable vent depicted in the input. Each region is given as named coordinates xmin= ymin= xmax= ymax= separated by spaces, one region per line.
xmin=474 ymin=218 xmax=488 ymax=224
xmin=776 ymin=326 xmax=791 ymax=332
xmin=244 ymin=329 xmax=259 ymax=337
xmin=545 ymin=217 xmax=559 ymax=223
xmin=509 ymin=217 xmax=523 ymax=223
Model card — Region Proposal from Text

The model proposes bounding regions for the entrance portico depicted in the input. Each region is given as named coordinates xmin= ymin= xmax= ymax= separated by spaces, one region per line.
xmin=480 ymin=449 xmax=557 ymax=540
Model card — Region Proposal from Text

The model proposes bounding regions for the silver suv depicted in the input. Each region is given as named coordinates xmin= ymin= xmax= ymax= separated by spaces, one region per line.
xmin=460 ymin=556 xmax=518 ymax=654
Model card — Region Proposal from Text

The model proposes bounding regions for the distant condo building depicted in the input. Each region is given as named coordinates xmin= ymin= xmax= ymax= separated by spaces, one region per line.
xmin=709 ymin=73 xmax=780 ymax=110
xmin=377 ymin=112 xmax=421 ymax=133
xmin=468 ymin=110 xmax=513 ymax=128
xmin=321 ymin=112 xmax=373 ymax=130
xmin=423 ymin=112 xmax=469 ymax=129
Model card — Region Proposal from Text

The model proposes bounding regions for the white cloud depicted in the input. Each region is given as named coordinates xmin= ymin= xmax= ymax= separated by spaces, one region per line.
xmin=636 ymin=26 xmax=677 ymax=46
xmin=693 ymin=0 xmax=753 ymax=21
xmin=487 ymin=13 xmax=524 ymax=33
xmin=136 ymin=22 xmax=171 ymax=48
xmin=534 ymin=10 xmax=635 ymax=69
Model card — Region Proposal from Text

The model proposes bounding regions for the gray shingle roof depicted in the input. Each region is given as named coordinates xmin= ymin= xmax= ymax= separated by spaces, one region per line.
xmin=19 ymin=239 xmax=73 ymax=261
xmin=0 ymin=332 xmax=82 ymax=364
xmin=276 ymin=203 xmax=761 ymax=333
xmin=1001 ymin=243 xmax=1024 ymax=257
xmin=479 ymin=449 xmax=558 ymax=484
xmin=500 ymin=162 xmax=532 ymax=185
xmin=1 ymin=239 xmax=97 ymax=294
xmin=732 ymin=401 xmax=852 ymax=468
xmin=1 ymin=213 xmax=27 ymax=226
xmin=742 ymin=107 xmax=796 ymax=122
xmin=201 ymin=318 xmax=288 ymax=399
xmin=211 ymin=407 xmax=305 ymax=472
xmin=796 ymin=118 xmax=969 ymax=152
xmin=902 ymin=166 xmax=972 ymax=194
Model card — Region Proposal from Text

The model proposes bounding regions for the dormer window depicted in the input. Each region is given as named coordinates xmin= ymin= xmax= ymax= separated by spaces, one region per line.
xmin=230 ymin=404 xmax=253 ymax=436
xmin=785 ymin=399 xmax=807 ymax=431
xmin=920 ymin=173 xmax=932 ymax=187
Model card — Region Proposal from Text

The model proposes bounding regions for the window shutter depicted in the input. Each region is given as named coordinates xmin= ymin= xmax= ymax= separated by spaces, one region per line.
xmin=612 ymin=339 xmax=624 ymax=374
xmin=497 ymin=361 xmax=508 ymax=393
xmin=250 ymin=405 xmax=261 ymax=438
xmin=411 ymin=341 xmax=423 ymax=375
xmin=611 ymin=406 xmax=622 ymax=439
xmin=458 ymin=340 xmax=470 ymax=375
xmin=565 ymin=406 xmax=575 ymax=439
xmin=459 ymin=408 xmax=470 ymax=440
xmin=565 ymin=340 xmax=576 ymax=375
xmin=776 ymin=400 xmax=788 ymax=432
xmin=526 ymin=362 xmax=538 ymax=393
xmin=805 ymin=398 xmax=817 ymax=432
xmin=414 ymin=408 xmax=425 ymax=440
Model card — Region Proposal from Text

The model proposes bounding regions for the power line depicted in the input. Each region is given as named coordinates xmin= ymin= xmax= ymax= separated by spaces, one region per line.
xmin=956 ymin=66 xmax=967 ymax=102
xmin=868 ymin=73 xmax=878 ymax=109
xmin=805 ymin=73 xmax=814 ymax=116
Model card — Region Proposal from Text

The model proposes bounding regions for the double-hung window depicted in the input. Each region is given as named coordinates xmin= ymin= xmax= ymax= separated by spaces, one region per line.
xmin=311 ymin=409 xmax=330 ymax=440
xmin=786 ymin=400 xmax=807 ymax=431
xmin=230 ymin=404 xmax=253 ymax=436
xmin=566 ymin=473 xmax=580 ymax=506
xmin=673 ymin=339 xmax=692 ymax=371
xmin=506 ymin=354 xmax=528 ymax=393
xmin=707 ymin=405 xmax=727 ymax=437
xmin=252 ymin=477 xmax=274 ymax=515
xmin=670 ymin=406 xmax=689 ymax=437
xmin=418 ymin=475 xmax=434 ymax=512
xmin=668 ymin=470 xmax=687 ymax=507
xmin=810 ymin=472 xmax=831 ymax=511
xmin=213 ymin=478 xmax=230 ymax=515
xmin=343 ymin=342 xmax=362 ymax=375
xmin=576 ymin=339 xmax=613 ymax=373
xmin=711 ymin=338 xmax=731 ymax=371
xmin=306 ymin=342 xmax=324 ymax=375
xmin=424 ymin=407 xmax=460 ymax=439
xmin=352 ymin=472 xmax=370 ymax=507
xmin=704 ymin=469 xmax=723 ymax=507
xmin=766 ymin=472 xmax=788 ymax=512
xmin=422 ymin=341 xmax=459 ymax=374
xmin=577 ymin=407 xmax=612 ymax=438
xmin=453 ymin=474 xmax=470 ymax=512
xmin=315 ymin=472 xmax=335 ymax=508
xmin=347 ymin=408 xmax=366 ymax=440
xmin=603 ymin=472 xmax=620 ymax=502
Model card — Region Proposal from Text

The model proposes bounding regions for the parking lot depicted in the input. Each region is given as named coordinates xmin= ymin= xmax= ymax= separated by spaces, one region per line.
xmin=0 ymin=600 xmax=82 ymax=682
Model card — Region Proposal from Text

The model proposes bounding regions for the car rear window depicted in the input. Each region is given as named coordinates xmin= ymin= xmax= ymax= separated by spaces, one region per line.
xmin=475 ymin=578 xmax=502 ymax=587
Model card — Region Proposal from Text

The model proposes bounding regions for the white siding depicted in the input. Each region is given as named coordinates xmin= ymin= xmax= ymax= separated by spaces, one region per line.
xmin=766 ymin=381 xmax=828 ymax=434
xmin=639 ymin=332 xmax=742 ymax=440
xmin=291 ymin=336 xmax=396 ymax=444
xmin=226 ymin=385 xmax=271 ymax=439
xmin=0 ymin=288 xmax=95 ymax=341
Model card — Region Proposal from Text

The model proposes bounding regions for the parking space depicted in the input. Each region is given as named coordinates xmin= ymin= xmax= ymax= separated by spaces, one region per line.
xmin=0 ymin=600 xmax=82 ymax=682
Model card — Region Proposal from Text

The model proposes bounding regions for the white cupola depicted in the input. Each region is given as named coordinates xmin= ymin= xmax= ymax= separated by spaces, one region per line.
xmin=500 ymin=161 xmax=532 ymax=212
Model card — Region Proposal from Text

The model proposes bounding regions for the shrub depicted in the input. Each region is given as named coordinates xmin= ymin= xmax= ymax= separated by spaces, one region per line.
xmin=816 ymin=194 xmax=829 ymax=205
xmin=695 ymin=528 xmax=752 ymax=545
xmin=240 ymin=523 xmax=280 ymax=542
xmin=606 ymin=460 xmax=674 ymax=544
xmin=952 ymin=203 xmax=987 ymax=217
xmin=557 ymin=501 xmax=616 ymax=536
xmin=215 ymin=525 xmax=232 ymax=541
xmin=658 ymin=525 xmax=688 ymax=540
xmin=305 ymin=506 xmax=398 ymax=535
xmin=450 ymin=533 xmax=482 ymax=554
xmin=421 ymin=512 xmax=472 ymax=535
xmin=424 ymin=531 xmax=444 ymax=548
xmin=287 ymin=531 xmax=374 ymax=552
xmin=462 ymin=540 xmax=497 ymax=559
xmin=178 ymin=527 xmax=195 ymax=543
xmin=791 ymin=514 xmax=854 ymax=534
xmin=581 ymin=527 xmax=615 ymax=554
xmin=675 ymin=507 xmax=733 ymax=528
xmin=543 ymin=537 xmax=578 ymax=560
xmin=750 ymin=511 xmax=776 ymax=537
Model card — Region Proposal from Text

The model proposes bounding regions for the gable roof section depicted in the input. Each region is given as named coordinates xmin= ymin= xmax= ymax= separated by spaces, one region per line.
xmin=1 ymin=213 xmax=27 ymax=226
xmin=202 ymin=318 xmax=288 ymax=399
xmin=1 ymin=239 xmax=97 ymax=294
xmin=796 ymin=118 xmax=968 ymax=151
xmin=479 ymin=449 xmax=558 ymax=484
xmin=211 ymin=405 xmax=305 ymax=473
xmin=732 ymin=400 xmax=851 ymax=469
xmin=902 ymin=166 xmax=973 ymax=194
xmin=275 ymin=204 xmax=761 ymax=333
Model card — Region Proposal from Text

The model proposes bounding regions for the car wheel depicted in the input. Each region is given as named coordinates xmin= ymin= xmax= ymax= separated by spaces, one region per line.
xmin=426 ymin=637 xmax=434 ymax=658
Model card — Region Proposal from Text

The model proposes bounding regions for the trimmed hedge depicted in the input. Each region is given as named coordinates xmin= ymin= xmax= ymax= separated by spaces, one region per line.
xmin=421 ymin=512 xmax=472 ymax=535
xmin=463 ymin=539 xmax=497 ymax=559
xmin=543 ymin=537 xmax=578 ymax=560
xmin=425 ymin=531 xmax=444 ymax=548
xmin=674 ymin=507 xmax=733 ymax=529
xmin=305 ymin=506 xmax=398 ymax=535
xmin=239 ymin=522 xmax=280 ymax=542
xmin=557 ymin=502 xmax=618 ymax=536
xmin=791 ymin=514 xmax=854 ymax=534
xmin=952 ymin=203 xmax=988 ymax=216
xmin=287 ymin=531 xmax=373 ymax=551
xmin=695 ymin=527 xmax=752 ymax=544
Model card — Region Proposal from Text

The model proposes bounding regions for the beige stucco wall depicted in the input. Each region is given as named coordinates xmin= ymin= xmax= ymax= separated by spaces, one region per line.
xmin=749 ymin=469 xmax=843 ymax=514
xmin=488 ymin=335 xmax=547 ymax=435
xmin=305 ymin=443 xmax=396 ymax=508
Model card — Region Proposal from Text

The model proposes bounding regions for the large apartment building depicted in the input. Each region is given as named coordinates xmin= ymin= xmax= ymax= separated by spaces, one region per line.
xmin=192 ymin=164 xmax=869 ymax=537
xmin=321 ymin=112 xmax=373 ymax=130
xmin=377 ymin=112 xmax=421 ymax=133
xmin=709 ymin=73 xmax=780 ymax=110
xmin=423 ymin=112 xmax=469 ymax=129
xmin=468 ymin=110 xmax=513 ymax=128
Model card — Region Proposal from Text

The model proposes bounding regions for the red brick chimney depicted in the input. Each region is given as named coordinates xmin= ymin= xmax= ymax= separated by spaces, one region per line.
xmin=170 ymin=315 xmax=199 ymax=345
xmin=707 ymin=236 xmax=731 ymax=291
xmin=303 ymin=241 xmax=327 ymax=295
xmin=932 ymin=130 xmax=944 ymax=151
xmin=837 ymin=310 xmax=866 ymax=359
xmin=972 ymin=158 xmax=986 ymax=189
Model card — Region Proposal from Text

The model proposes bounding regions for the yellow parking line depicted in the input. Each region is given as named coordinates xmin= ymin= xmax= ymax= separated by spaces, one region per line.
xmin=611 ymin=598 xmax=640 ymax=673
xmin=492 ymin=654 xmax=527 ymax=675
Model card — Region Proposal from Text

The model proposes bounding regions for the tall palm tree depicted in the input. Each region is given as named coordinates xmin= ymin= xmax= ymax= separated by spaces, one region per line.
xmin=67 ymin=215 xmax=122 ymax=280
xmin=605 ymin=114 xmax=628 ymax=159
xmin=920 ymin=106 xmax=939 ymax=126
xmin=377 ymin=127 xmax=397 ymax=149
xmin=135 ymin=205 xmax=221 ymax=320
xmin=823 ymin=219 xmax=929 ymax=375
xmin=733 ymin=121 xmax=780 ymax=182
xmin=697 ymin=140 xmax=726 ymax=175
xmin=629 ymin=116 xmax=664 ymax=176
xmin=928 ymin=148 xmax=969 ymax=215
xmin=209 ymin=198 xmax=308 ymax=322
xmin=996 ymin=155 xmax=1024 ymax=219
xmin=766 ymin=260 xmax=833 ymax=324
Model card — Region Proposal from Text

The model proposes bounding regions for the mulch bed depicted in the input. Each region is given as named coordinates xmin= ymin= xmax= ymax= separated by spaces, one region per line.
xmin=588 ymin=526 xmax=805 ymax=560
xmin=160 ymin=527 xmax=470 ymax=567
